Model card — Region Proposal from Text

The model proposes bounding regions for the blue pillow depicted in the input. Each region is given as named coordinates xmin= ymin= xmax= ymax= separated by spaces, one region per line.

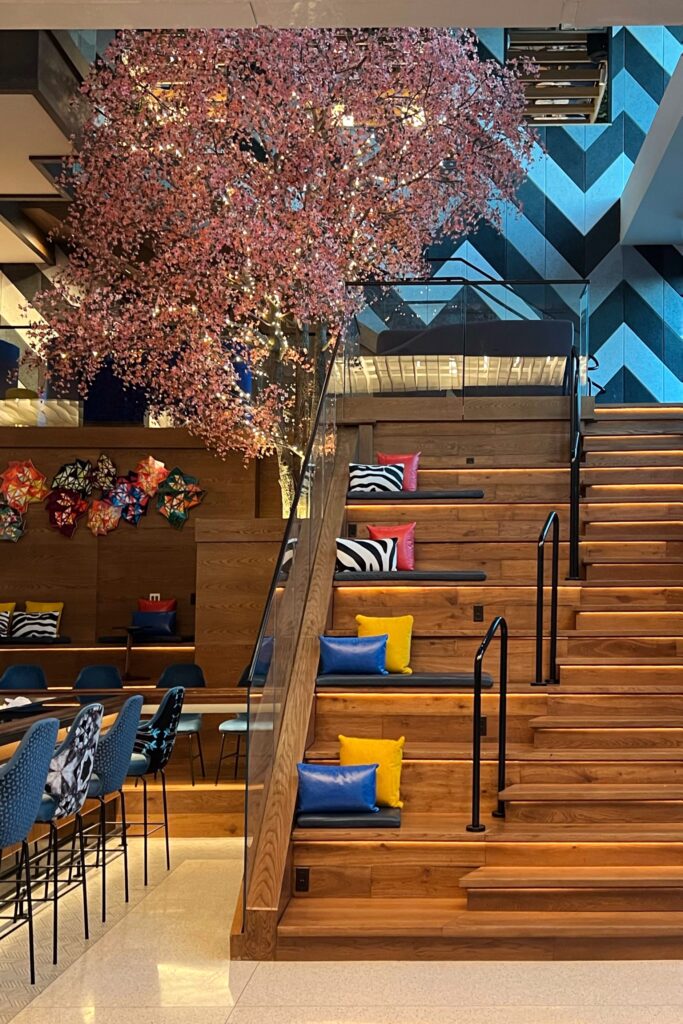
xmin=319 ymin=634 xmax=388 ymax=675
xmin=131 ymin=610 xmax=176 ymax=636
xmin=297 ymin=763 xmax=379 ymax=814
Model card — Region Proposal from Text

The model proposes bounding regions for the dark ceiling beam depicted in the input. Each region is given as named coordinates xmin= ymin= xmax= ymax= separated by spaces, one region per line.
xmin=0 ymin=30 xmax=84 ymax=140
xmin=0 ymin=200 xmax=53 ymax=263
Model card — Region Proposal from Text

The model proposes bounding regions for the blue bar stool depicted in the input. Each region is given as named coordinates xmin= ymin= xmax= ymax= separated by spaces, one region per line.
xmin=88 ymin=695 xmax=142 ymax=921
xmin=34 ymin=703 xmax=103 ymax=965
xmin=0 ymin=665 xmax=47 ymax=690
xmin=157 ymin=664 xmax=205 ymax=785
xmin=127 ymin=686 xmax=184 ymax=885
xmin=0 ymin=717 xmax=59 ymax=984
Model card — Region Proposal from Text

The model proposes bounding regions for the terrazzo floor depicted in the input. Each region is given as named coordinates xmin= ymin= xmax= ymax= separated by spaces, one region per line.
xmin=2 ymin=836 xmax=683 ymax=1024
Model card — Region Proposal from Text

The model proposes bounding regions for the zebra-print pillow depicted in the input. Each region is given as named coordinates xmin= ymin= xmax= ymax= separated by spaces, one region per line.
xmin=336 ymin=537 xmax=398 ymax=573
xmin=0 ymin=611 xmax=10 ymax=638
xmin=279 ymin=536 xmax=297 ymax=577
xmin=349 ymin=463 xmax=404 ymax=493
xmin=11 ymin=611 xmax=59 ymax=640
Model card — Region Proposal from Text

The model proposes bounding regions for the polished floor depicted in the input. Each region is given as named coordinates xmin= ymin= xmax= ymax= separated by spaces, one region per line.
xmin=3 ymin=837 xmax=683 ymax=1023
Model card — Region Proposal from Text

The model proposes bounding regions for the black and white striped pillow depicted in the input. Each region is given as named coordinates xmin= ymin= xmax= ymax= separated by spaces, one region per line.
xmin=349 ymin=463 xmax=404 ymax=493
xmin=279 ymin=536 xmax=297 ymax=577
xmin=11 ymin=611 xmax=59 ymax=640
xmin=336 ymin=537 xmax=398 ymax=573
xmin=0 ymin=611 xmax=10 ymax=638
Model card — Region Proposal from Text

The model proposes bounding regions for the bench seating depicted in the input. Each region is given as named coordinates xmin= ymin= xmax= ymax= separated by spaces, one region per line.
xmin=0 ymin=636 xmax=70 ymax=646
xmin=296 ymin=808 xmax=401 ymax=829
xmin=346 ymin=489 xmax=484 ymax=502
xmin=316 ymin=672 xmax=493 ymax=689
xmin=334 ymin=570 xmax=487 ymax=583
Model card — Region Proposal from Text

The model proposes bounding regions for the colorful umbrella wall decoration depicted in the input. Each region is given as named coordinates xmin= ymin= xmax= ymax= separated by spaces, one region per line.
xmin=134 ymin=455 xmax=169 ymax=497
xmin=0 ymin=460 xmax=50 ymax=513
xmin=93 ymin=453 xmax=117 ymax=493
xmin=51 ymin=458 xmax=94 ymax=498
xmin=45 ymin=488 xmax=89 ymax=538
xmin=87 ymin=499 xmax=122 ymax=536
xmin=0 ymin=502 xmax=26 ymax=542
xmin=105 ymin=475 xmax=149 ymax=526
xmin=156 ymin=467 xmax=205 ymax=529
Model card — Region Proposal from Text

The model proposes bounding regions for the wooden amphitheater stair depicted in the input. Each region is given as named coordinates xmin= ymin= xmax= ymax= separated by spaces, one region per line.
xmin=273 ymin=402 xmax=683 ymax=960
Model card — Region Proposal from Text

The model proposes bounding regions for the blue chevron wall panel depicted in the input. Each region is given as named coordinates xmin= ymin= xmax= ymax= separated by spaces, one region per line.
xmin=420 ymin=26 xmax=683 ymax=403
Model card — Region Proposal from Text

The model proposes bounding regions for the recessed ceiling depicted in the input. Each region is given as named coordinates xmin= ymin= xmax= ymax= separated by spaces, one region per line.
xmin=0 ymin=95 xmax=70 ymax=196
xmin=0 ymin=0 xmax=682 ymax=27
xmin=0 ymin=219 xmax=42 ymax=261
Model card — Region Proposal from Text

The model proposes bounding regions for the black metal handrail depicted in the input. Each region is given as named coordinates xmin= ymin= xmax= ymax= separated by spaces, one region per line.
xmin=466 ymin=616 xmax=508 ymax=833
xmin=568 ymin=345 xmax=582 ymax=580
xmin=532 ymin=512 xmax=560 ymax=686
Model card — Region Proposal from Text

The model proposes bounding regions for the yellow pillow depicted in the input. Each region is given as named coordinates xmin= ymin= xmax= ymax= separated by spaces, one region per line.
xmin=339 ymin=735 xmax=405 ymax=808
xmin=356 ymin=613 xmax=413 ymax=674
xmin=26 ymin=601 xmax=64 ymax=629
xmin=0 ymin=603 xmax=16 ymax=615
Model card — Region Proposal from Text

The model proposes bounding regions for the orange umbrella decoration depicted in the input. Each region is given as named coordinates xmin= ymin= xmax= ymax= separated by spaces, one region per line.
xmin=45 ymin=488 xmax=89 ymax=538
xmin=87 ymin=499 xmax=122 ymax=536
xmin=0 ymin=459 xmax=50 ymax=513
xmin=0 ymin=502 xmax=26 ymax=542
xmin=134 ymin=455 xmax=169 ymax=497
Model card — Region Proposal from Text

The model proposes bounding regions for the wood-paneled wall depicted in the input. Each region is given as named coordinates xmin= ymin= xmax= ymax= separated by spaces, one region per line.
xmin=0 ymin=427 xmax=283 ymax=684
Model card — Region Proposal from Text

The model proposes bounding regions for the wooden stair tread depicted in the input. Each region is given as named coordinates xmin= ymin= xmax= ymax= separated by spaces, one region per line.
xmin=307 ymin=742 xmax=683 ymax=763
xmin=460 ymin=865 xmax=683 ymax=889
xmin=530 ymin=715 xmax=683 ymax=729
xmin=500 ymin=783 xmax=683 ymax=801
xmin=279 ymin=900 xmax=683 ymax=939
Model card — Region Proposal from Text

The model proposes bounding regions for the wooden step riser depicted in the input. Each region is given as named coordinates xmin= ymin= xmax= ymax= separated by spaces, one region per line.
xmin=534 ymin=729 xmax=683 ymax=749
xmin=585 ymin=453 xmax=683 ymax=467
xmin=582 ymin=541 xmax=683 ymax=562
xmin=276 ymin=933 xmax=683 ymax=961
xmin=586 ymin=564 xmax=683 ymax=582
xmin=585 ymin=523 xmax=683 ymax=540
xmin=347 ymin=507 xmax=571 ymax=542
xmin=587 ymin=486 xmax=683 ymax=501
xmin=518 ymin=764 xmax=683 ymax=785
xmin=584 ymin=435 xmax=683 ymax=451
xmin=547 ymin=695 xmax=683 ymax=714
xmin=585 ymin=421 xmax=683 ymax=436
xmin=583 ymin=469 xmax=683 ymax=485
xmin=584 ymin=503 xmax=683 ymax=522
xmin=576 ymin=612 xmax=683 ymax=634
xmin=505 ymin=802 xmax=683 ymax=824
xmin=313 ymin=713 xmax=534 ymax=745
xmin=559 ymin=665 xmax=683 ymax=687
xmin=466 ymin=889 xmax=683 ymax=912
xmin=292 ymin=864 xmax=474 ymax=900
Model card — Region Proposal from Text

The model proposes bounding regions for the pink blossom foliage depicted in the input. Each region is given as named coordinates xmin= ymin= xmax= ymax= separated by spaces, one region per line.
xmin=30 ymin=27 xmax=535 ymax=458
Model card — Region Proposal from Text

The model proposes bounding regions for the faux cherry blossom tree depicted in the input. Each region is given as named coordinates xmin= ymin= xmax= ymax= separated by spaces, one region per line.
xmin=30 ymin=27 xmax=534 ymax=496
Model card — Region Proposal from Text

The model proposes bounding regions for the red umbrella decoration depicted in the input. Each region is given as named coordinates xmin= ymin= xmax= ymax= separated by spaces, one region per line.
xmin=0 ymin=502 xmax=26 ymax=542
xmin=105 ymin=475 xmax=149 ymax=526
xmin=134 ymin=455 xmax=169 ymax=497
xmin=87 ymin=499 xmax=122 ymax=536
xmin=0 ymin=459 xmax=50 ymax=513
xmin=156 ymin=468 xmax=205 ymax=529
xmin=45 ymin=488 xmax=89 ymax=538
xmin=51 ymin=458 xmax=93 ymax=497
xmin=93 ymin=453 xmax=117 ymax=493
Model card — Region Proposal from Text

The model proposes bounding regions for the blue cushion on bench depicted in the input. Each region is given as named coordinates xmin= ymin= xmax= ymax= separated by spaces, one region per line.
xmin=319 ymin=635 xmax=388 ymax=675
xmin=297 ymin=762 xmax=379 ymax=815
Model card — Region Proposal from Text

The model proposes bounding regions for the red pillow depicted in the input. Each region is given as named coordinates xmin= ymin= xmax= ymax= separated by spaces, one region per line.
xmin=377 ymin=451 xmax=420 ymax=492
xmin=138 ymin=598 xmax=177 ymax=612
xmin=367 ymin=523 xmax=416 ymax=570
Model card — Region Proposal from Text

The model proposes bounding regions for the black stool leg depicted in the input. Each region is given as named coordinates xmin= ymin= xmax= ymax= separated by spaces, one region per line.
xmin=215 ymin=734 xmax=226 ymax=786
xmin=188 ymin=733 xmax=196 ymax=787
xmin=234 ymin=734 xmax=241 ymax=780
xmin=161 ymin=769 xmax=171 ymax=872
xmin=196 ymin=732 xmax=206 ymax=779
xmin=100 ymin=798 xmax=107 ymax=923
xmin=51 ymin=822 xmax=58 ymax=965
xmin=76 ymin=813 xmax=89 ymax=941
xmin=21 ymin=840 xmax=36 ymax=985
xmin=142 ymin=776 xmax=148 ymax=886
xmin=119 ymin=788 xmax=130 ymax=903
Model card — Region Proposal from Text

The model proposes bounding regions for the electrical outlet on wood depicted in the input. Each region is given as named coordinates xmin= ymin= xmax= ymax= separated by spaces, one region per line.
xmin=149 ymin=592 xmax=161 ymax=601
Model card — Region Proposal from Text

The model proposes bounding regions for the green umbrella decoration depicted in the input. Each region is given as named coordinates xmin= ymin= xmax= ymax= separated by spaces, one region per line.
xmin=156 ymin=467 xmax=205 ymax=529
xmin=0 ymin=502 xmax=26 ymax=542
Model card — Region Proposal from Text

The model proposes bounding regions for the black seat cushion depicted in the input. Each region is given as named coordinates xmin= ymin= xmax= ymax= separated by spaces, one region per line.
xmin=316 ymin=672 xmax=493 ymax=689
xmin=346 ymin=489 xmax=484 ymax=501
xmin=296 ymin=808 xmax=401 ymax=829
xmin=334 ymin=570 xmax=487 ymax=582
xmin=0 ymin=636 xmax=70 ymax=646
